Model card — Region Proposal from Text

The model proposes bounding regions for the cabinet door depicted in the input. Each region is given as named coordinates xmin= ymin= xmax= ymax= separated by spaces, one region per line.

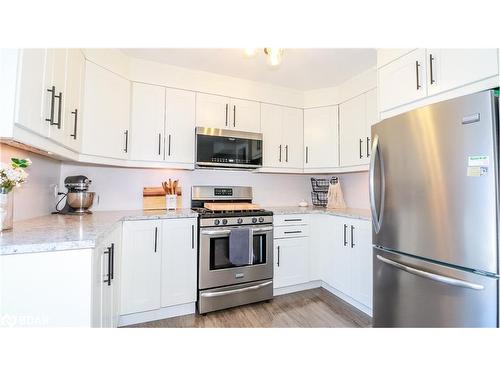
xmin=365 ymin=88 xmax=378 ymax=157
xmin=82 ymin=61 xmax=130 ymax=159
xmin=274 ymin=237 xmax=309 ymax=288
xmin=326 ymin=218 xmax=351 ymax=294
xmin=100 ymin=246 xmax=113 ymax=327
xmin=340 ymin=94 xmax=367 ymax=167
xmin=260 ymin=103 xmax=283 ymax=168
xmin=282 ymin=107 xmax=303 ymax=169
xmin=61 ymin=49 xmax=84 ymax=151
xmin=427 ymin=49 xmax=499 ymax=96
xmin=349 ymin=220 xmax=373 ymax=308
xmin=195 ymin=92 xmax=230 ymax=129
xmin=130 ymin=82 xmax=165 ymax=161
xmin=121 ymin=220 xmax=161 ymax=315
xmin=165 ymin=88 xmax=196 ymax=164
xmin=14 ymin=49 xmax=50 ymax=137
xmin=378 ymin=49 xmax=427 ymax=112
xmin=304 ymin=105 xmax=339 ymax=169
xmin=47 ymin=49 xmax=68 ymax=144
xmin=161 ymin=218 xmax=197 ymax=307
xmin=229 ymin=98 xmax=260 ymax=132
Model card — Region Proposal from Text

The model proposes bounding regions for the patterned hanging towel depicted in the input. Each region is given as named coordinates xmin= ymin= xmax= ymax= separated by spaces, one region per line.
xmin=326 ymin=181 xmax=347 ymax=209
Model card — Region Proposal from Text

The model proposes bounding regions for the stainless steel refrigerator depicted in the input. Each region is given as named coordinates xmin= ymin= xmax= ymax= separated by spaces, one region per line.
xmin=370 ymin=89 xmax=499 ymax=327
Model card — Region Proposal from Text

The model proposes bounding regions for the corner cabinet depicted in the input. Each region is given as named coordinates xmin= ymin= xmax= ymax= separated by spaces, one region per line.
xmin=195 ymin=92 xmax=260 ymax=132
xmin=81 ymin=61 xmax=131 ymax=160
xmin=261 ymin=104 xmax=303 ymax=171
xmin=303 ymin=105 xmax=339 ymax=170
xmin=120 ymin=218 xmax=198 ymax=320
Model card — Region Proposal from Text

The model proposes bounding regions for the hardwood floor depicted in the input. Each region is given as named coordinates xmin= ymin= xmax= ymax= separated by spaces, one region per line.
xmin=125 ymin=288 xmax=372 ymax=328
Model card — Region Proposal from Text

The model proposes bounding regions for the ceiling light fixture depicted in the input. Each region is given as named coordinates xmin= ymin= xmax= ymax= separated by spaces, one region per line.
xmin=243 ymin=48 xmax=284 ymax=67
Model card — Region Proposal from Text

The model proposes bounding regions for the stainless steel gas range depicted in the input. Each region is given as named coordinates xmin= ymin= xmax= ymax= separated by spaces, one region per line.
xmin=191 ymin=186 xmax=274 ymax=314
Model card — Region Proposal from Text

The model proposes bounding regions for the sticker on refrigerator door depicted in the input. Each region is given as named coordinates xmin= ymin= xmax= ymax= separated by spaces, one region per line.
xmin=468 ymin=156 xmax=489 ymax=167
xmin=467 ymin=166 xmax=488 ymax=177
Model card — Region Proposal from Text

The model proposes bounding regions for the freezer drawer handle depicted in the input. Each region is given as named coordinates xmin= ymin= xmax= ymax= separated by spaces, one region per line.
xmin=376 ymin=255 xmax=485 ymax=290
xmin=200 ymin=280 xmax=273 ymax=298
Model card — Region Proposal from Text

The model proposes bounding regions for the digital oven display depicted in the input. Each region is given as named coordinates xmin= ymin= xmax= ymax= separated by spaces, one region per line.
xmin=214 ymin=188 xmax=233 ymax=196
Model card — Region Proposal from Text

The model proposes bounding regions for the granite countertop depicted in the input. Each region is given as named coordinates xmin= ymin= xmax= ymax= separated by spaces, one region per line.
xmin=265 ymin=206 xmax=371 ymax=221
xmin=0 ymin=209 xmax=197 ymax=256
xmin=0 ymin=206 xmax=370 ymax=256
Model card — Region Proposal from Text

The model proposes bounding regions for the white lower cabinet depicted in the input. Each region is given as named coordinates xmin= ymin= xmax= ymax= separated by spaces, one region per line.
xmin=274 ymin=237 xmax=310 ymax=288
xmin=160 ymin=218 xmax=197 ymax=307
xmin=120 ymin=218 xmax=197 ymax=318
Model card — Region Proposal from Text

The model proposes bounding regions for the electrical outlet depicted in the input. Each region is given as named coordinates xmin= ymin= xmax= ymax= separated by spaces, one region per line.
xmin=51 ymin=184 xmax=59 ymax=198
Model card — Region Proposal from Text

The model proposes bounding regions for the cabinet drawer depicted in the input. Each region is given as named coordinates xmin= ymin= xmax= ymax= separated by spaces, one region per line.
xmin=274 ymin=225 xmax=309 ymax=239
xmin=273 ymin=214 xmax=309 ymax=226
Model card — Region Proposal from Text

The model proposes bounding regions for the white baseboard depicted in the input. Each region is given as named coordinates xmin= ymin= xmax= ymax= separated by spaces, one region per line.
xmin=273 ymin=280 xmax=321 ymax=296
xmin=118 ymin=303 xmax=195 ymax=327
xmin=321 ymin=282 xmax=373 ymax=317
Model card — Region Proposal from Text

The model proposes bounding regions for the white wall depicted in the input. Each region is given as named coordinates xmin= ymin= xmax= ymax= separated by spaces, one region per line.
xmin=59 ymin=162 xmax=370 ymax=211
xmin=0 ymin=144 xmax=61 ymax=221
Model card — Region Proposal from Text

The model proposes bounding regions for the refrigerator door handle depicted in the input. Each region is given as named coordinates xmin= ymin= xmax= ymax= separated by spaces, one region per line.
xmin=369 ymin=134 xmax=385 ymax=233
xmin=376 ymin=255 xmax=485 ymax=290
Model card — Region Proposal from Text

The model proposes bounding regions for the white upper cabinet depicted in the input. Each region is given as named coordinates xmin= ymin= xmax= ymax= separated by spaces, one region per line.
xmin=340 ymin=94 xmax=367 ymax=167
xmin=195 ymin=92 xmax=230 ymax=129
xmin=304 ymin=105 xmax=339 ymax=169
xmin=426 ymin=49 xmax=499 ymax=96
xmin=130 ymin=82 xmax=166 ymax=162
xmin=14 ymin=49 xmax=51 ymax=137
xmin=378 ymin=49 xmax=427 ymax=112
xmin=165 ymin=88 xmax=196 ymax=164
xmin=82 ymin=61 xmax=131 ymax=160
xmin=160 ymin=218 xmax=197 ymax=307
xmin=46 ymin=49 xmax=68 ymax=144
xmin=228 ymin=98 xmax=261 ymax=132
xmin=61 ymin=49 xmax=85 ymax=152
xmin=261 ymin=104 xmax=303 ymax=170
xmin=196 ymin=93 xmax=260 ymax=132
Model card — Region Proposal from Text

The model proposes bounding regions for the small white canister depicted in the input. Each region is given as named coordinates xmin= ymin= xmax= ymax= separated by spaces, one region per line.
xmin=166 ymin=194 xmax=177 ymax=210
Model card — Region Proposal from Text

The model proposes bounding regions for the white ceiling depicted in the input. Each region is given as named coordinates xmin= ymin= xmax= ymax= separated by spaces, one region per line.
xmin=120 ymin=48 xmax=376 ymax=91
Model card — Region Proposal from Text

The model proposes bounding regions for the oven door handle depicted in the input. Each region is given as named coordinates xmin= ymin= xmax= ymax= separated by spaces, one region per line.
xmin=201 ymin=227 xmax=273 ymax=236
xmin=200 ymin=280 xmax=273 ymax=298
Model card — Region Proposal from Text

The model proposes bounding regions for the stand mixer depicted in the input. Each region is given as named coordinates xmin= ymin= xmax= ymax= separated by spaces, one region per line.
xmin=55 ymin=175 xmax=95 ymax=215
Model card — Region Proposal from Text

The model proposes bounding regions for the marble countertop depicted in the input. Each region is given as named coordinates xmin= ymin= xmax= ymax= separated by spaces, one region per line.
xmin=0 ymin=206 xmax=370 ymax=256
xmin=0 ymin=209 xmax=197 ymax=256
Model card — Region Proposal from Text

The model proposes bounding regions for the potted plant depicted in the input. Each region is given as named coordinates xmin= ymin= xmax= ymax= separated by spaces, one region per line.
xmin=0 ymin=157 xmax=31 ymax=231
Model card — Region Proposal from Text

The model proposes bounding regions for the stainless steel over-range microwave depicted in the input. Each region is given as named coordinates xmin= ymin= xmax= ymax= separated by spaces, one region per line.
xmin=195 ymin=127 xmax=263 ymax=169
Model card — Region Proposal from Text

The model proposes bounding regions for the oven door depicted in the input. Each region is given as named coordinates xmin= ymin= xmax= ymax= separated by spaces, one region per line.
xmin=199 ymin=225 xmax=273 ymax=289
xmin=195 ymin=127 xmax=263 ymax=169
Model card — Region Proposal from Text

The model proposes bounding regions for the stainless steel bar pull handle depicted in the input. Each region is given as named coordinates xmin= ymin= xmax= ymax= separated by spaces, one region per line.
xmin=104 ymin=249 xmax=111 ymax=286
xmin=124 ymin=130 xmax=129 ymax=153
xmin=70 ymin=109 xmax=78 ymax=139
xmin=233 ymin=105 xmax=236 ymax=127
xmin=285 ymin=145 xmax=288 ymax=162
xmin=376 ymin=255 xmax=485 ymax=290
xmin=359 ymin=138 xmax=363 ymax=159
xmin=45 ymin=86 xmax=56 ymax=124
xmin=369 ymin=134 xmax=385 ymax=233
xmin=191 ymin=225 xmax=195 ymax=249
xmin=53 ymin=91 xmax=63 ymax=129
xmin=108 ymin=243 xmax=115 ymax=281
xmin=350 ymin=225 xmax=355 ymax=248
xmin=415 ymin=61 xmax=421 ymax=90
xmin=225 ymin=104 xmax=228 ymax=126
xmin=154 ymin=227 xmax=158 ymax=253
xmin=366 ymin=137 xmax=370 ymax=157
xmin=201 ymin=281 xmax=273 ymax=298
xmin=343 ymin=224 xmax=348 ymax=246
xmin=168 ymin=134 xmax=171 ymax=156
xmin=158 ymin=133 xmax=162 ymax=155
xmin=277 ymin=246 xmax=280 ymax=267
xmin=429 ymin=54 xmax=436 ymax=84
xmin=305 ymin=146 xmax=309 ymax=164
xmin=279 ymin=145 xmax=282 ymax=162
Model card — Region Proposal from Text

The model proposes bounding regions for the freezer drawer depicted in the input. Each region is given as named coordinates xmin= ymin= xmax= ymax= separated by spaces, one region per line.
xmin=373 ymin=247 xmax=498 ymax=327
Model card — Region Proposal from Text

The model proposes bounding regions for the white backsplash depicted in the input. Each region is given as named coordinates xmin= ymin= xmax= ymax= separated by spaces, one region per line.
xmin=59 ymin=162 xmax=370 ymax=211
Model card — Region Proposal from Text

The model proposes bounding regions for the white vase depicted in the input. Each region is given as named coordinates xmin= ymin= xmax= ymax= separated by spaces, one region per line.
xmin=0 ymin=188 xmax=13 ymax=231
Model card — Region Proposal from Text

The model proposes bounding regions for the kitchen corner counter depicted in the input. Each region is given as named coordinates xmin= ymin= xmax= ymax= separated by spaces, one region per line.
xmin=266 ymin=206 xmax=371 ymax=221
xmin=0 ymin=209 xmax=198 ymax=256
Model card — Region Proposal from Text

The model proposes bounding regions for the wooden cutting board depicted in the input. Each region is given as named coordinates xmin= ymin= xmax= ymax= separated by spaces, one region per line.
xmin=204 ymin=202 xmax=261 ymax=211
xmin=143 ymin=187 xmax=166 ymax=197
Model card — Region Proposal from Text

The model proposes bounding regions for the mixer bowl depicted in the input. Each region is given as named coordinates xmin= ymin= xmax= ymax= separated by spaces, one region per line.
xmin=66 ymin=192 xmax=95 ymax=213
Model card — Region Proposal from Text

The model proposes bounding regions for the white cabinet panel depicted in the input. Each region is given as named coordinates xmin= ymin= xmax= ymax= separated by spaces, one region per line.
xmin=427 ymin=49 xmax=499 ymax=96
xmin=82 ymin=61 xmax=130 ymax=160
xmin=121 ymin=220 xmax=161 ymax=315
xmin=161 ymin=218 xmax=197 ymax=307
xmin=229 ymin=98 xmax=260 ymax=132
xmin=274 ymin=237 xmax=309 ymax=288
xmin=349 ymin=220 xmax=372 ymax=308
xmin=340 ymin=94 xmax=367 ymax=167
xmin=47 ymin=49 xmax=68 ymax=144
xmin=378 ymin=49 xmax=427 ymax=112
xmin=261 ymin=103 xmax=283 ymax=168
xmin=165 ymin=88 xmax=196 ymax=164
xmin=130 ymin=82 xmax=165 ymax=161
xmin=195 ymin=92 xmax=230 ymax=129
xmin=304 ymin=105 xmax=339 ymax=169
xmin=282 ymin=107 xmax=303 ymax=169
xmin=14 ymin=49 xmax=50 ymax=137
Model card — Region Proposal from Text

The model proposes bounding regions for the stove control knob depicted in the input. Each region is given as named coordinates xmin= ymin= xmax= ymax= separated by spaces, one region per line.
xmin=214 ymin=219 xmax=220 ymax=226
xmin=258 ymin=217 xmax=264 ymax=223
xmin=222 ymin=219 xmax=228 ymax=225
xmin=252 ymin=217 xmax=258 ymax=224
xmin=237 ymin=218 xmax=243 ymax=224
